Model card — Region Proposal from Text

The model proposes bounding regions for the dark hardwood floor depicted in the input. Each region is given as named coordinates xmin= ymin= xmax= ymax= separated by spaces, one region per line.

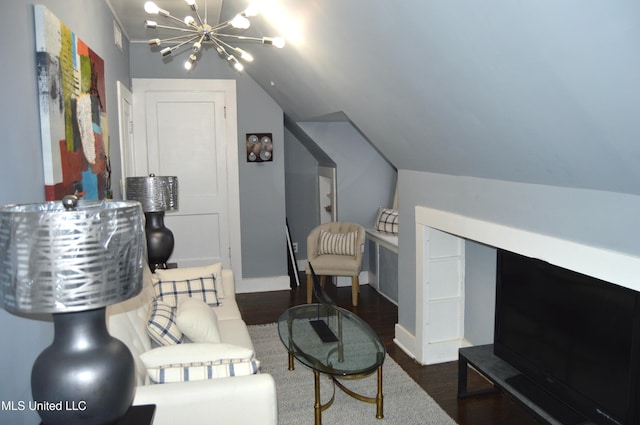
xmin=237 ymin=278 xmax=540 ymax=425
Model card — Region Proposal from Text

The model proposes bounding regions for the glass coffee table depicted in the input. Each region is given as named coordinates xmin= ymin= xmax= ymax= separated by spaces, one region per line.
xmin=278 ymin=304 xmax=385 ymax=425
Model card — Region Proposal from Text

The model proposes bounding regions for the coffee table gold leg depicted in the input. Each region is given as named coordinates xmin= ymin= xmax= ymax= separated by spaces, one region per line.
xmin=376 ymin=365 xmax=384 ymax=419
xmin=288 ymin=352 xmax=295 ymax=371
xmin=314 ymin=370 xmax=322 ymax=425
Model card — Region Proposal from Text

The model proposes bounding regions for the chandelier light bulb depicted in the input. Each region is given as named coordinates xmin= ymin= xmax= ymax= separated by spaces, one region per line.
xmin=235 ymin=48 xmax=254 ymax=62
xmin=227 ymin=55 xmax=244 ymax=72
xmin=144 ymin=1 xmax=160 ymax=14
xmin=244 ymin=3 xmax=261 ymax=17
xmin=263 ymin=37 xmax=286 ymax=48
xmin=144 ymin=0 xmax=286 ymax=73
xmin=231 ymin=14 xmax=251 ymax=29
xmin=184 ymin=54 xmax=197 ymax=70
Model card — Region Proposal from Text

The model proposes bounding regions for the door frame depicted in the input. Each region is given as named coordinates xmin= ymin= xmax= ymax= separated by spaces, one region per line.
xmin=116 ymin=81 xmax=135 ymax=195
xmin=130 ymin=78 xmax=243 ymax=280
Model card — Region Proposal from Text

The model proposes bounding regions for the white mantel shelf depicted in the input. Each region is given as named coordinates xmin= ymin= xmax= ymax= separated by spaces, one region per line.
xmin=416 ymin=206 xmax=640 ymax=292
xmin=397 ymin=206 xmax=640 ymax=366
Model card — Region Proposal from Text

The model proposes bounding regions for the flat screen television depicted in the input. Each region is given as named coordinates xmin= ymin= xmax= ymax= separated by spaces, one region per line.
xmin=494 ymin=249 xmax=640 ymax=425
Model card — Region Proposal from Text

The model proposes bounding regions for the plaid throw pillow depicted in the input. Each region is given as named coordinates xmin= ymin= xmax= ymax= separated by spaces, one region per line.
xmin=317 ymin=230 xmax=357 ymax=256
xmin=375 ymin=208 xmax=399 ymax=235
xmin=153 ymin=275 xmax=221 ymax=308
xmin=146 ymin=298 xmax=183 ymax=346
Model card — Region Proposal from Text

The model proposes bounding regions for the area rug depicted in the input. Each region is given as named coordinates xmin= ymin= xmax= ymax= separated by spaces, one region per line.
xmin=248 ymin=323 xmax=457 ymax=425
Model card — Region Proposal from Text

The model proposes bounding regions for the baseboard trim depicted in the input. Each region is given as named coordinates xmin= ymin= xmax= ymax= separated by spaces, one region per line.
xmin=236 ymin=275 xmax=291 ymax=293
xmin=297 ymin=258 xmax=307 ymax=272
xmin=394 ymin=323 xmax=418 ymax=362
xmin=335 ymin=271 xmax=369 ymax=287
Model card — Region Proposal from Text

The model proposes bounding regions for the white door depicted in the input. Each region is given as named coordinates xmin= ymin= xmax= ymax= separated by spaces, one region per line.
xmin=131 ymin=79 xmax=242 ymax=277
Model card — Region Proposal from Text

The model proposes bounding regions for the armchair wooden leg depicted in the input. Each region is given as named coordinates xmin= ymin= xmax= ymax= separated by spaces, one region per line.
xmin=307 ymin=274 xmax=313 ymax=304
xmin=351 ymin=276 xmax=359 ymax=306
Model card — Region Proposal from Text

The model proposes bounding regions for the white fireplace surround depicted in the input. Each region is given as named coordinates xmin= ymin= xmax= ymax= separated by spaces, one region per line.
xmin=395 ymin=205 xmax=640 ymax=365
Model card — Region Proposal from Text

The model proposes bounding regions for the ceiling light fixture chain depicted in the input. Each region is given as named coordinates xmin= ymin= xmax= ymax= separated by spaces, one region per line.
xmin=143 ymin=0 xmax=285 ymax=72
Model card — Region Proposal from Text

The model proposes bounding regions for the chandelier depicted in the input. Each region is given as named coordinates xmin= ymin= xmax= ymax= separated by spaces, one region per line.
xmin=143 ymin=0 xmax=285 ymax=72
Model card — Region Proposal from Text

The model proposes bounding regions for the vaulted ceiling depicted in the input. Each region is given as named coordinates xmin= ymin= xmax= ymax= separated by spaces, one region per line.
xmin=109 ymin=0 xmax=640 ymax=196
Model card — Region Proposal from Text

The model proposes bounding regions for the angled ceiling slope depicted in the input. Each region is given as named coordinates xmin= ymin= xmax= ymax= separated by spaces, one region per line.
xmin=112 ymin=0 xmax=640 ymax=196
xmin=284 ymin=114 xmax=334 ymax=167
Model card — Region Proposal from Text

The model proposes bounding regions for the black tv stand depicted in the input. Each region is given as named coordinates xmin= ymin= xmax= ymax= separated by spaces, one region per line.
xmin=458 ymin=344 xmax=592 ymax=425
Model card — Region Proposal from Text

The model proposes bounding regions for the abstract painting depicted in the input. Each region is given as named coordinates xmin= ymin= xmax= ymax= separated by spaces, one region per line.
xmin=34 ymin=5 xmax=109 ymax=201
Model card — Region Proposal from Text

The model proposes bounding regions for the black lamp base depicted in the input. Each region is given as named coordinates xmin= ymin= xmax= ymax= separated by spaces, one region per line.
xmin=144 ymin=211 xmax=175 ymax=271
xmin=32 ymin=308 xmax=136 ymax=425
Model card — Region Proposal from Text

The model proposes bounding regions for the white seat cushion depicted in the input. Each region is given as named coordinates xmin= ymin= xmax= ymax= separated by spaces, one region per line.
xmin=218 ymin=319 xmax=254 ymax=352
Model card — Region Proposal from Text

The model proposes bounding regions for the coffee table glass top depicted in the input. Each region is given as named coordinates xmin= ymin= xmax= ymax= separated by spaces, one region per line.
xmin=278 ymin=304 xmax=385 ymax=376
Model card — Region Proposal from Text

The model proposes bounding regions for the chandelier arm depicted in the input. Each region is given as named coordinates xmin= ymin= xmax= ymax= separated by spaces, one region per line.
xmin=190 ymin=33 xmax=207 ymax=54
xmin=160 ymin=12 xmax=194 ymax=28
xmin=209 ymin=21 xmax=233 ymax=32
xmin=215 ymin=34 xmax=263 ymax=42
xmin=212 ymin=37 xmax=238 ymax=52
xmin=153 ymin=24 xmax=200 ymax=34
xmin=187 ymin=0 xmax=206 ymax=27
xmin=155 ymin=33 xmax=202 ymax=44
xmin=207 ymin=37 xmax=226 ymax=52
xmin=167 ymin=35 xmax=201 ymax=54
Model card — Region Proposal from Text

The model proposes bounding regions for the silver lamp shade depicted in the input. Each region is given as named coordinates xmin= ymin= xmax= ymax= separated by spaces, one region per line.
xmin=0 ymin=197 xmax=145 ymax=314
xmin=0 ymin=195 xmax=145 ymax=425
xmin=125 ymin=175 xmax=178 ymax=212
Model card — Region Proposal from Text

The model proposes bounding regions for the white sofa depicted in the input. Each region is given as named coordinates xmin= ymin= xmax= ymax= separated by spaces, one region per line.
xmin=107 ymin=264 xmax=278 ymax=425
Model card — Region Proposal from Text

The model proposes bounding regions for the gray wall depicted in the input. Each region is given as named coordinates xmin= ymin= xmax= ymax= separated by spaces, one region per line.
xmin=284 ymin=127 xmax=319 ymax=259
xmin=298 ymin=121 xmax=397 ymax=225
xmin=0 ymin=1 xmax=130 ymax=423
xmin=129 ymin=44 xmax=287 ymax=280
xmin=397 ymin=170 xmax=640 ymax=341
xmin=463 ymin=241 xmax=497 ymax=344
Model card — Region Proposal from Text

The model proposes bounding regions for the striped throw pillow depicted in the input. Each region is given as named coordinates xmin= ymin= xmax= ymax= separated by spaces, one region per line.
xmin=146 ymin=298 xmax=184 ymax=346
xmin=317 ymin=230 xmax=357 ymax=256
xmin=146 ymin=359 xmax=261 ymax=384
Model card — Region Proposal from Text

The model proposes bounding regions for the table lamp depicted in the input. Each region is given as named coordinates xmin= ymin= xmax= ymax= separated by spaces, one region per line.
xmin=0 ymin=195 xmax=145 ymax=425
xmin=125 ymin=175 xmax=178 ymax=270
